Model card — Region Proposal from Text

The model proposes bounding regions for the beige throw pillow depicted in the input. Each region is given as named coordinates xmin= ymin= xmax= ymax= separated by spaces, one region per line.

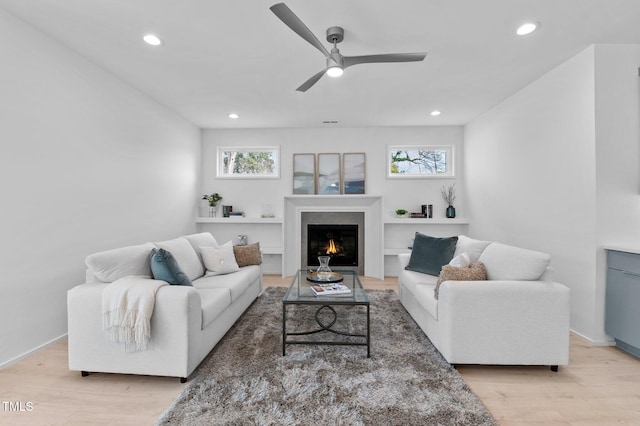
xmin=435 ymin=262 xmax=487 ymax=299
xmin=233 ymin=242 xmax=263 ymax=267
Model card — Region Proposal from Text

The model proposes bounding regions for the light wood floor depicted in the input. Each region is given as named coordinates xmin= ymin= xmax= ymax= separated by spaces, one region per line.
xmin=1 ymin=275 xmax=639 ymax=425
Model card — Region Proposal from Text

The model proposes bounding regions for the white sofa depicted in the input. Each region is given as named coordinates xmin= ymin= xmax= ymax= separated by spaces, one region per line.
xmin=398 ymin=235 xmax=570 ymax=370
xmin=67 ymin=232 xmax=262 ymax=382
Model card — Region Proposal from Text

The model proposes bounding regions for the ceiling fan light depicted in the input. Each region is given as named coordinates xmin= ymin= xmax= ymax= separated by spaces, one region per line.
xmin=327 ymin=66 xmax=344 ymax=78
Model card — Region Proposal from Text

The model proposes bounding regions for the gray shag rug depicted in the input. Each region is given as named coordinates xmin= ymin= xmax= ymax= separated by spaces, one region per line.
xmin=156 ymin=287 xmax=497 ymax=425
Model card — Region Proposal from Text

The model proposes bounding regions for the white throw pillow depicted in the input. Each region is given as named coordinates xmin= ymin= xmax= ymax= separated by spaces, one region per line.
xmin=449 ymin=252 xmax=471 ymax=268
xmin=183 ymin=232 xmax=219 ymax=270
xmin=201 ymin=242 xmax=240 ymax=276
xmin=85 ymin=242 xmax=155 ymax=283
xmin=454 ymin=235 xmax=492 ymax=263
xmin=478 ymin=242 xmax=551 ymax=281
xmin=154 ymin=237 xmax=204 ymax=281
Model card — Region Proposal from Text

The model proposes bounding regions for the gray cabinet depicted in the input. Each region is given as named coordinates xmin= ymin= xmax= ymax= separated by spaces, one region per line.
xmin=605 ymin=249 xmax=640 ymax=358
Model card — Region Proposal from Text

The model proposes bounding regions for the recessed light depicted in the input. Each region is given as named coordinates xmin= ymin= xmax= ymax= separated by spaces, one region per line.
xmin=143 ymin=34 xmax=163 ymax=46
xmin=228 ymin=113 xmax=239 ymax=119
xmin=430 ymin=110 xmax=441 ymax=116
xmin=516 ymin=22 xmax=539 ymax=36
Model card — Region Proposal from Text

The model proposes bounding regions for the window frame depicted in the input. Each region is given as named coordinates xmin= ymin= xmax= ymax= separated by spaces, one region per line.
xmin=216 ymin=146 xmax=280 ymax=179
xmin=386 ymin=145 xmax=455 ymax=179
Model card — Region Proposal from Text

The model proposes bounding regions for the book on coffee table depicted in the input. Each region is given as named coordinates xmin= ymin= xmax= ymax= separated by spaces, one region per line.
xmin=311 ymin=283 xmax=352 ymax=296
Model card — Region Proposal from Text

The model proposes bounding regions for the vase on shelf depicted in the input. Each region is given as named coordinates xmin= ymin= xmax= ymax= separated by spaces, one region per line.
xmin=446 ymin=205 xmax=456 ymax=219
xmin=208 ymin=205 xmax=217 ymax=217
xmin=317 ymin=255 xmax=332 ymax=280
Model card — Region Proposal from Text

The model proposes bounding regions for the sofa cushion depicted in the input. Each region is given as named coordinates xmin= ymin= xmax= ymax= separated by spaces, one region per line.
xmin=183 ymin=232 xmax=219 ymax=267
xmin=454 ymin=235 xmax=492 ymax=263
xmin=149 ymin=248 xmax=192 ymax=286
xmin=399 ymin=269 xmax=439 ymax=296
xmin=449 ymin=252 xmax=471 ymax=268
xmin=413 ymin=283 xmax=439 ymax=320
xmin=233 ymin=242 xmax=263 ymax=267
xmin=435 ymin=262 xmax=487 ymax=299
xmin=85 ymin=242 xmax=155 ymax=283
xmin=478 ymin=242 xmax=551 ymax=280
xmin=201 ymin=242 xmax=241 ymax=276
xmin=405 ymin=233 xmax=458 ymax=276
xmin=193 ymin=265 xmax=261 ymax=302
xmin=198 ymin=288 xmax=232 ymax=329
xmin=154 ymin=237 xmax=204 ymax=281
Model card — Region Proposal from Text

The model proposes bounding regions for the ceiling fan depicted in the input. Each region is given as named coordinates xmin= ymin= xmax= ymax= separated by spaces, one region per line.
xmin=270 ymin=3 xmax=427 ymax=92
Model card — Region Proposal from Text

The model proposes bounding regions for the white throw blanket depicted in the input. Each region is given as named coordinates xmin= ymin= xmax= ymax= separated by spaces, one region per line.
xmin=102 ymin=276 xmax=168 ymax=352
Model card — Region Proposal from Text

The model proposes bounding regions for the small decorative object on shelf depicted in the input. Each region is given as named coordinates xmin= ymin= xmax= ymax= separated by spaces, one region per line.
xmin=222 ymin=205 xmax=233 ymax=217
xmin=421 ymin=204 xmax=433 ymax=218
xmin=202 ymin=193 xmax=223 ymax=217
xmin=441 ymin=183 xmax=456 ymax=218
xmin=395 ymin=209 xmax=408 ymax=218
xmin=261 ymin=204 xmax=275 ymax=218
xmin=236 ymin=235 xmax=248 ymax=246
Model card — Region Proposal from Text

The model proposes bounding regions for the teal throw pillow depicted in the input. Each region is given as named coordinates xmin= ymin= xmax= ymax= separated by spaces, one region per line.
xmin=149 ymin=248 xmax=192 ymax=286
xmin=405 ymin=233 xmax=458 ymax=276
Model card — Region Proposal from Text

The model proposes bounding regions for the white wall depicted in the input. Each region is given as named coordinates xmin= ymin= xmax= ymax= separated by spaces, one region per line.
xmin=201 ymin=126 xmax=464 ymax=219
xmin=0 ymin=10 xmax=201 ymax=366
xmin=465 ymin=44 xmax=640 ymax=343
xmin=594 ymin=44 xmax=640 ymax=341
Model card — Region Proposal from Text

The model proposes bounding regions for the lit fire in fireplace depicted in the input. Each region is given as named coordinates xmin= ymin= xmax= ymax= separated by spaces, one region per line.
xmin=325 ymin=239 xmax=339 ymax=255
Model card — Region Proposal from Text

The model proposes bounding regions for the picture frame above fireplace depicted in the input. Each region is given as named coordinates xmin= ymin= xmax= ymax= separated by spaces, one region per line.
xmin=342 ymin=152 xmax=366 ymax=194
xmin=293 ymin=153 xmax=315 ymax=194
xmin=317 ymin=153 xmax=341 ymax=195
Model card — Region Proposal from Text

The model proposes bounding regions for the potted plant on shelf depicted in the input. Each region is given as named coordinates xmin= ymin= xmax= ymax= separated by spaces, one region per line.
xmin=202 ymin=193 xmax=223 ymax=217
xmin=395 ymin=208 xmax=409 ymax=218
xmin=441 ymin=183 xmax=456 ymax=218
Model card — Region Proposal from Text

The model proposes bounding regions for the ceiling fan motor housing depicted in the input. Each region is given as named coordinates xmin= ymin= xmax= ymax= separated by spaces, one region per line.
xmin=326 ymin=26 xmax=344 ymax=43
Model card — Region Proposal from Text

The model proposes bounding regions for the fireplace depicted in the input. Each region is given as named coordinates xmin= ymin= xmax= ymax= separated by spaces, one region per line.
xmin=307 ymin=224 xmax=358 ymax=267
xmin=300 ymin=211 xmax=365 ymax=275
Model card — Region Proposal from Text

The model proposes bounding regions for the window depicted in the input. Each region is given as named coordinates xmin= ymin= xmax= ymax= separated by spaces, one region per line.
xmin=217 ymin=146 xmax=280 ymax=179
xmin=387 ymin=145 xmax=454 ymax=178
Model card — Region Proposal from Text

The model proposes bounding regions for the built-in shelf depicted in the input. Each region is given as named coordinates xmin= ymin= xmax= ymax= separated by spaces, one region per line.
xmin=384 ymin=248 xmax=412 ymax=256
xmin=384 ymin=218 xmax=470 ymax=225
xmin=196 ymin=217 xmax=283 ymax=224
xmin=260 ymin=247 xmax=283 ymax=255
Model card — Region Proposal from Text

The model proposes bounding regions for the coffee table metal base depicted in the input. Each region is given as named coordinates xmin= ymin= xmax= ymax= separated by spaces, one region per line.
xmin=282 ymin=303 xmax=370 ymax=358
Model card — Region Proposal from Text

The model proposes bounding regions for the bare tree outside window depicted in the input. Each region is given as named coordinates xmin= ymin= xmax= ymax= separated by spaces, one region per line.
xmin=387 ymin=145 xmax=454 ymax=178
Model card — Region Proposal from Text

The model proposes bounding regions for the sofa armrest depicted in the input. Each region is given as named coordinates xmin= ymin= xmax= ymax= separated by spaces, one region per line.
xmin=68 ymin=282 xmax=203 ymax=377
xmin=398 ymin=253 xmax=411 ymax=269
xmin=437 ymin=279 xmax=570 ymax=364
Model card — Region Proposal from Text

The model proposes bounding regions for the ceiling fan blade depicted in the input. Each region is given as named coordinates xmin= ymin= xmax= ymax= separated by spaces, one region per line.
xmin=270 ymin=3 xmax=330 ymax=58
xmin=343 ymin=52 xmax=427 ymax=69
xmin=296 ymin=69 xmax=327 ymax=92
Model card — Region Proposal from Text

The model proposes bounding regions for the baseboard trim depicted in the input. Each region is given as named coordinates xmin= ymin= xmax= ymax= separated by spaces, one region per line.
xmin=0 ymin=333 xmax=68 ymax=370
xmin=570 ymin=329 xmax=615 ymax=346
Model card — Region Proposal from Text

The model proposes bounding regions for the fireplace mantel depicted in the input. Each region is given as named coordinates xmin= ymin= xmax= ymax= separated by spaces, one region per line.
xmin=284 ymin=195 xmax=383 ymax=279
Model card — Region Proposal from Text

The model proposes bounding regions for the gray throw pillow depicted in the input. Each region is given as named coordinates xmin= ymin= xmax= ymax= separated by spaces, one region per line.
xmin=405 ymin=233 xmax=458 ymax=276
xmin=149 ymin=248 xmax=192 ymax=286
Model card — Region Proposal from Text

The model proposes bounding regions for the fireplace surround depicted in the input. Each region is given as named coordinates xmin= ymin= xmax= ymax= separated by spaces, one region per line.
xmin=284 ymin=196 xmax=383 ymax=278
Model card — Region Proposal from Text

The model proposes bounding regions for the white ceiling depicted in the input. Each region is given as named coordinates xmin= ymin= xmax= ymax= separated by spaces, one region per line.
xmin=2 ymin=0 xmax=640 ymax=129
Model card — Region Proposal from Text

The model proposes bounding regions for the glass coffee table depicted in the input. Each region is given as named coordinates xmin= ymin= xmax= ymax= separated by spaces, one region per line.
xmin=282 ymin=269 xmax=370 ymax=357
